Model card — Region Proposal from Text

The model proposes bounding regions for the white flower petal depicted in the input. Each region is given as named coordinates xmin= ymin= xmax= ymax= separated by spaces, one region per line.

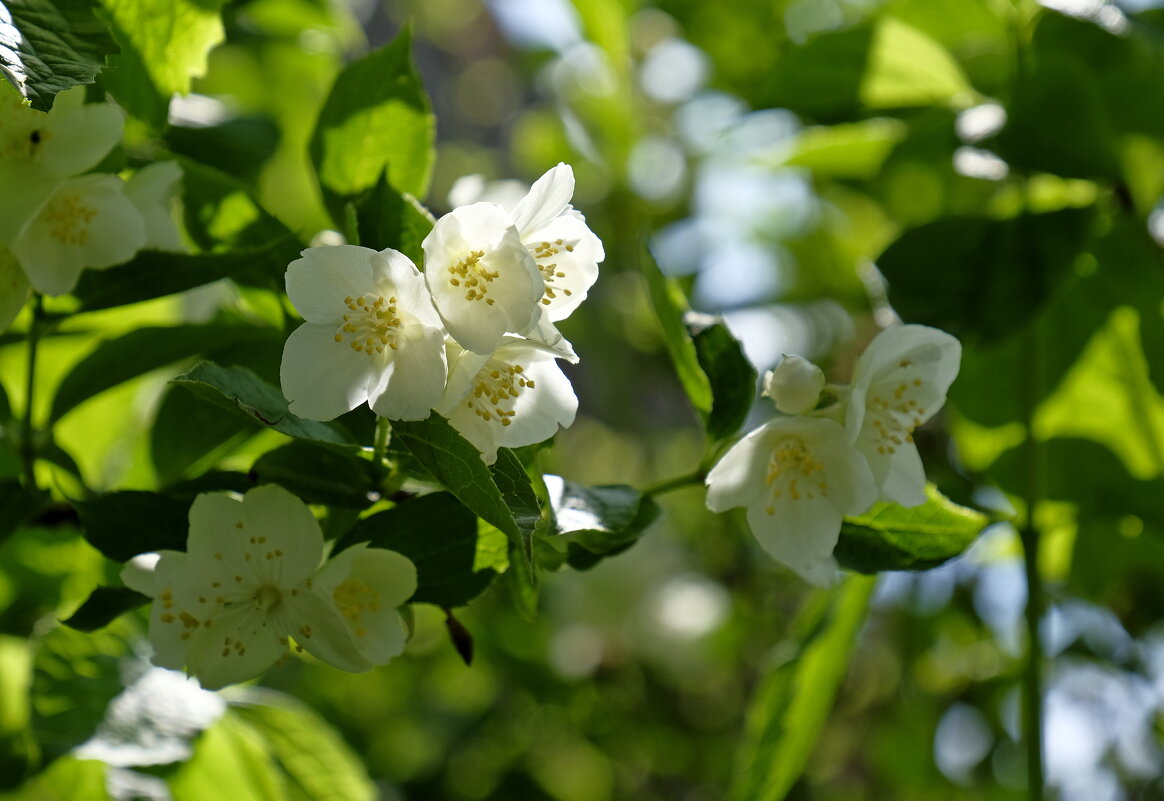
xmin=40 ymin=101 xmax=124 ymax=178
xmin=0 ymin=247 xmax=29 ymax=332
xmin=705 ymin=425 xmax=774 ymax=512
xmin=285 ymin=245 xmax=379 ymax=324
xmin=423 ymin=203 xmax=543 ymax=354
xmin=12 ymin=174 xmax=145 ymax=295
xmin=143 ymin=551 xmax=203 ymax=671
xmin=369 ymin=324 xmax=447 ymax=420
xmin=280 ymin=323 xmax=382 ymax=421
xmin=312 ymin=543 xmax=417 ymax=665
xmin=0 ymin=162 xmax=58 ymax=246
xmin=524 ymin=213 xmax=602 ymax=322
xmin=125 ymin=161 xmax=184 ymax=251
xmin=281 ymin=589 xmax=373 ymax=673
xmin=520 ymin=311 xmax=579 ymax=363
xmin=185 ymin=602 xmax=284 ymax=690
xmin=764 ymin=355 xmax=825 ymax=415
xmin=746 ymin=494 xmax=844 ymax=585
xmin=511 ymin=162 xmax=575 ymax=234
xmin=186 ymin=492 xmax=258 ymax=589
xmin=237 ymin=484 xmax=325 ymax=588
xmin=857 ymin=428 xmax=928 ymax=507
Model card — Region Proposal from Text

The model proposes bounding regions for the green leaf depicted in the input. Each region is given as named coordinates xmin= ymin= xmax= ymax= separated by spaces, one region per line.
xmin=338 ymin=492 xmax=499 ymax=608
xmin=71 ymin=244 xmax=299 ymax=312
xmin=775 ymin=118 xmax=908 ymax=179
xmin=686 ymin=312 xmax=758 ymax=442
xmin=178 ymin=160 xmax=300 ymax=257
xmin=353 ymin=169 xmax=434 ymax=264
xmin=98 ymin=0 xmax=227 ymax=127
xmin=166 ymin=115 xmax=281 ymax=185
xmin=61 ymin=586 xmax=148 ymax=632
xmin=641 ymin=244 xmax=712 ymax=416
xmin=310 ymin=26 xmax=435 ymax=222
xmin=251 ymin=440 xmax=381 ymax=509
xmin=7 ymin=756 xmax=112 ymax=801
xmin=171 ymin=361 xmax=353 ymax=445
xmin=75 ymin=490 xmax=188 ymax=561
xmin=544 ymin=476 xmax=660 ymax=570
xmin=151 ymin=384 xmax=258 ymax=485
xmin=230 ymin=689 xmax=377 ymax=801
xmin=389 ymin=414 xmax=529 ymax=559
xmin=489 ymin=448 xmax=541 ymax=562
xmin=50 ymin=324 xmax=278 ymax=422
xmin=876 ymin=208 xmax=1094 ymax=343
xmin=834 ymin=485 xmax=988 ymax=573
xmin=169 ymin=714 xmax=285 ymax=801
xmin=2 ymin=0 xmax=118 ymax=110
xmin=729 ymin=576 xmax=875 ymax=801
xmin=0 ymin=479 xmax=47 ymax=545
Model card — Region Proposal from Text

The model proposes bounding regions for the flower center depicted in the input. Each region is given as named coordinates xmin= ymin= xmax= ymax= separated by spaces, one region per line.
xmin=335 ymin=293 xmax=402 ymax=355
xmin=765 ymin=437 xmax=829 ymax=514
xmin=865 ymin=360 xmax=928 ymax=455
xmin=333 ymin=577 xmax=381 ymax=638
xmin=448 ymin=249 xmax=499 ymax=305
xmin=463 ymin=359 xmax=534 ymax=427
xmin=253 ymin=584 xmax=282 ymax=612
xmin=44 ymin=191 xmax=97 ymax=246
xmin=533 ymin=239 xmax=574 ymax=307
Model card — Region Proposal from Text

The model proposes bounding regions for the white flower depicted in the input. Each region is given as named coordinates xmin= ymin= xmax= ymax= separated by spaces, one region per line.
xmin=11 ymin=173 xmax=146 ymax=295
xmin=422 ymin=202 xmax=543 ymax=354
xmin=124 ymin=161 xmax=185 ymax=251
xmin=121 ymin=484 xmax=417 ymax=690
xmin=763 ymin=354 xmax=825 ymax=415
xmin=281 ymin=245 xmax=447 ymax=421
xmin=705 ymin=416 xmax=876 ymax=585
xmin=509 ymin=163 xmax=604 ymax=325
xmin=844 ymin=324 xmax=961 ymax=507
xmin=0 ymin=87 xmax=124 ymax=245
xmin=439 ymin=337 xmax=578 ymax=464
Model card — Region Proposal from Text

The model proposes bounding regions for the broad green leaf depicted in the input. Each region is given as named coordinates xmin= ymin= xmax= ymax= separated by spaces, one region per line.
xmin=543 ymin=475 xmax=660 ymax=570
xmin=31 ymin=617 xmax=134 ymax=757
xmin=641 ymin=245 xmax=712 ymax=416
xmin=166 ymin=115 xmax=281 ymax=186
xmin=310 ymin=27 xmax=434 ymax=222
xmin=98 ymin=0 xmax=227 ymax=127
xmin=389 ymin=414 xmax=528 ymax=560
xmin=834 ymin=485 xmax=988 ymax=573
xmin=2 ymin=0 xmax=118 ymax=110
xmin=251 ymin=440 xmax=381 ymax=509
xmin=150 ymin=384 xmax=258 ymax=485
xmin=230 ymin=689 xmax=376 ymax=801
xmin=876 ymin=208 xmax=1094 ymax=343
xmin=686 ymin=312 xmax=758 ymax=442
xmin=729 ymin=576 xmax=875 ymax=801
xmin=0 ymin=375 xmax=10 ymax=420
xmin=61 ymin=586 xmax=148 ymax=632
xmin=859 ymin=17 xmax=976 ymax=110
xmin=76 ymin=490 xmax=188 ymax=561
xmin=169 ymin=714 xmax=285 ymax=801
xmin=171 ymin=361 xmax=352 ymax=445
xmin=178 ymin=161 xmax=300 ymax=257
xmin=775 ymin=118 xmax=908 ymax=179
xmin=0 ymin=479 xmax=46 ymax=545
xmin=7 ymin=756 xmax=112 ymax=801
xmin=353 ymin=169 xmax=434 ymax=264
xmin=50 ymin=324 xmax=278 ymax=422
xmin=489 ymin=448 xmax=541 ymax=563
xmin=338 ymin=491 xmax=499 ymax=608
xmin=71 ymin=244 xmax=299 ymax=312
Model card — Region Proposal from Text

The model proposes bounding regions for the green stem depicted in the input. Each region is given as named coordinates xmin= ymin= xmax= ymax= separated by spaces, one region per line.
xmin=21 ymin=294 xmax=43 ymax=493
xmin=644 ymin=468 xmax=704 ymax=496
xmin=373 ymin=416 xmax=391 ymax=465
xmin=1019 ymin=312 xmax=1045 ymax=801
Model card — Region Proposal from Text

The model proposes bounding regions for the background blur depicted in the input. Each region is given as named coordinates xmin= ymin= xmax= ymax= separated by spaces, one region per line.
xmin=5 ymin=0 xmax=1164 ymax=799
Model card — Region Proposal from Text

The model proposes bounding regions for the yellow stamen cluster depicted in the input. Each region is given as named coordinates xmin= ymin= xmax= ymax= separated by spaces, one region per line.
xmin=335 ymin=294 xmax=402 ymax=355
xmin=333 ymin=577 xmax=381 ymax=638
xmin=448 ymin=250 xmax=499 ymax=305
xmin=866 ymin=362 xmax=928 ymax=456
xmin=765 ymin=438 xmax=829 ymax=515
xmin=464 ymin=360 xmax=534 ymax=427
xmin=533 ymin=239 xmax=574 ymax=307
xmin=44 ymin=191 xmax=97 ymax=246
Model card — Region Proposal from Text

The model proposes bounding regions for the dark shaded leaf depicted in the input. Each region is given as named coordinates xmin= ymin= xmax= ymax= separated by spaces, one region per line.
xmin=443 ymin=608 xmax=474 ymax=666
xmin=76 ymin=490 xmax=188 ymax=561
xmin=354 ymin=169 xmax=433 ymax=264
xmin=251 ymin=440 xmax=381 ymax=509
xmin=0 ymin=479 xmax=46 ymax=544
xmin=61 ymin=586 xmax=148 ymax=632
xmin=686 ymin=312 xmax=758 ymax=441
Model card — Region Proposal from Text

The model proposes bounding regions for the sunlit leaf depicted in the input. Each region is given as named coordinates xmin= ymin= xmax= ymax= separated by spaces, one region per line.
xmin=835 ymin=485 xmax=988 ymax=573
xmin=543 ymin=475 xmax=660 ymax=570
xmin=730 ymin=577 xmax=875 ymax=801
xmin=7 ymin=755 xmax=112 ymax=800
xmin=310 ymin=26 xmax=434 ymax=222
xmin=641 ymin=244 xmax=712 ymax=416
xmin=168 ymin=713 xmax=285 ymax=801
xmin=776 ymin=118 xmax=908 ymax=179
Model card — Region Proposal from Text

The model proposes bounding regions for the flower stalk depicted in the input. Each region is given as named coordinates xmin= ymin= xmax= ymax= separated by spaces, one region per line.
xmin=21 ymin=293 xmax=43 ymax=492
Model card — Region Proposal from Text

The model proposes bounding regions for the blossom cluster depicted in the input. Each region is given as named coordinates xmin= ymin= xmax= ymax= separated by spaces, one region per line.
xmin=705 ymin=325 xmax=962 ymax=585
xmin=123 ymin=485 xmax=417 ymax=690
xmin=0 ymin=87 xmax=183 ymax=326
xmin=279 ymin=163 xmax=603 ymax=464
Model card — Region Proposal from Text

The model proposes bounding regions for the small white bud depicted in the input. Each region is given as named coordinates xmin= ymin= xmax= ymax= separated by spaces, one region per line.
xmin=763 ymin=354 xmax=825 ymax=415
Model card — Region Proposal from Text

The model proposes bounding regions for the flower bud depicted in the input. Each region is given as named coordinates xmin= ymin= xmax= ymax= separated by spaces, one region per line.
xmin=763 ymin=354 xmax=825 ymax=415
